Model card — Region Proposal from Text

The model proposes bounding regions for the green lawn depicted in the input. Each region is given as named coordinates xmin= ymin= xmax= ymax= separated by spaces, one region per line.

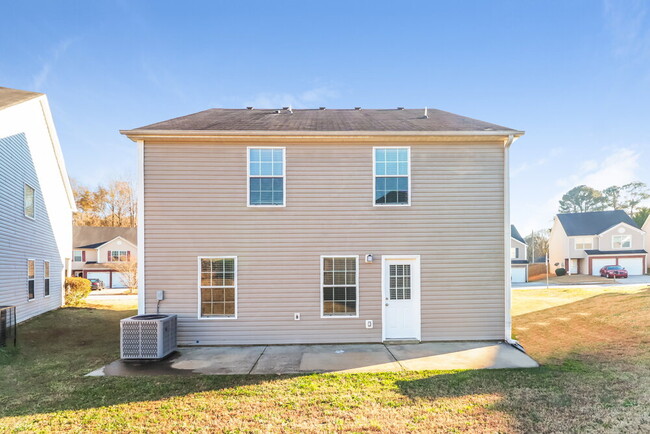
xmin=1 ymin=288 xmax=649 ymax=432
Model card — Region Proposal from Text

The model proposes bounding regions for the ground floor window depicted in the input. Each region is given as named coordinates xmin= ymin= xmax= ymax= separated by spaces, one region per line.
xmin=27 ymin=259 xmax=35 ymax=300
xmin=199 ymin=257 xmax=237 ymax=318
xmin=321 ymin=256 xmax=358 ymax=317
xmin=44 ymin=261 xmax=50 ymax=296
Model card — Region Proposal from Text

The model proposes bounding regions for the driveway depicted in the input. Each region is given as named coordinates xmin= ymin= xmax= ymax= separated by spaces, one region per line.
xmin=513 ymin=274 xmax=650 ymax=289
xmin=88 ymin=341 xmax=538 ymax=376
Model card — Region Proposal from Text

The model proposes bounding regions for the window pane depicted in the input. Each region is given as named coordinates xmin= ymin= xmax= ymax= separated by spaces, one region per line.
xmin=261 ymin=162 xmax=273 ymax=176
xmin=376 ymin=162 xmax=385 ymax=175
xmin=273 ymin=149 xmax=283 ymax=162
xmin=386 ymin=162 xmax=398 ymax=175
xmin=250 ymin=162 xmax=260 ymax=176
xmin=398 ymin=148 xmax=408 ymax=161
xmin=224 ymin=303 xmax=235 ymax=315
xmin=28 ymin=260 xmax=35 ymax=278
xmin=375 ymin=148 xmax=385 ymax=162
xmin=24 ymin=184 xmax=35 ymax=218
xmin=249 ymin=148 xmax=260 ymax=162
xmin=44 ymin=262 xmax=50 ymax=278
xmin=28 ymin=280 xmax=34 ymax=299
xmin=322 ymin=257 xmax=357 ymax=316
xmin=323 ymin=258 xmax=333 ymax=271
xmin=273 ymin=163 xmax=283 ymax=176
xmin=201 ymin=272 xmax=211 ymax=286
xmin=225 ymin=287 xmax=235 ymax=302
xmin=386 ymin=149 xmax=398 ymax=162
xmin=260 ymin=149 xmax=273 ymax=161
xmin=250 ymin=178 xmax=261 ymax=191
xmin=398 ymin=162 xmax=408 ymax=175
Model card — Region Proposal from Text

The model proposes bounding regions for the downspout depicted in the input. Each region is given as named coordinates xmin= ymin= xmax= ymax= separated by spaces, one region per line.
xmin=137 ymin=140 xmax=146 ymax=314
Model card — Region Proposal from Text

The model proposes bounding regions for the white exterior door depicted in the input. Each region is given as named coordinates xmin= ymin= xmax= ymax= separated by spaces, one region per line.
xmin=511 ymin=266 xmax=527 ymax=283
xmin=592 ymin=259 xmax=612 ymax=276
xmin=569 ymin=259 xmax=578 ymax=274
xmin=383 ymin=256 xmax=420 ymax=341
xmin=618 ymin=258 xmax=644 ymax=275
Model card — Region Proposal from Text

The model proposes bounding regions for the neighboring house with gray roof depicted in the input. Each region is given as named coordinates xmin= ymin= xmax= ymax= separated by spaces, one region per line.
xmin=510 ymin=225 xmax=528 ymax=283
xmin=549 ymin=210 xmax=647 ymax=276
xmin=71 ymin=226 xmax=137 ymax=288
xmin=122 ymin=106 xmax=524 ymax=346
xmin=0 ymin=87 xmax=75 ymax=323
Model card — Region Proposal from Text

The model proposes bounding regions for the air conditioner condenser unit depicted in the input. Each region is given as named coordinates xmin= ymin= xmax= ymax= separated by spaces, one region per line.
xmin=120 ymin=314 xmax=177 ymax=360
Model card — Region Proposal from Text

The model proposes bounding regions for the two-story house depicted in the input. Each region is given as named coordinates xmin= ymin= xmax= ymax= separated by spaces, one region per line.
xmin=511 ymin=225 xmax=528 ymax=283
xmin=71 ymin=226 xmax=137 ymax=288
xmin=122 ymin=107 xmax=524 ymax=345
xmin=0 ymin=87 xmax=75 ymax=323
xmin=549 ymin=210 xmax=647 ymax=276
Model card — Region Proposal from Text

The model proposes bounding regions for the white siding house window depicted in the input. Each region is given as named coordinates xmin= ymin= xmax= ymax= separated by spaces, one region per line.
xmin=73 ymin=250 xmax=83 ymax=262
xmin=248 ymin=147 xmax=285 ymax=206
xmin=111 ymin=250 xmax=129 ymax=262
xmin=374 ymin=147 xmax=410 ymax=205
xmin=44 ymin=261 xmax=50 ymax=297
xmin=27 ymin=259 xmax=35 ymax=300
xmin=24 ymin=184 xmax=35 ymax=218
xmin=612 ymin=235 xmax=631 ymax=249
xmin=575 ymin=237 xmax=593 ymax=250
xmin=321 ymin=256 xmax=358 ymax=317
xmin=511 ymin=247 xmax=519 ymax=259
xmin=199 ymin=257 xmax=237 ymax=318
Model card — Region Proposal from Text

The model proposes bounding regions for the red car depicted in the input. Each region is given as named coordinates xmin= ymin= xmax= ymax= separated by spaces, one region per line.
xmin=599 ymin=265 xmax=628 ymax=278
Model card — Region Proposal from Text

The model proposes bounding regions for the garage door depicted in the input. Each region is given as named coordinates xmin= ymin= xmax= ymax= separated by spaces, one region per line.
xmin=511 ymin=266 xmax=527 ymax=283
xmin=86 ymin=271 xmax=111 ymax=287
xmin=592 ymin=259 xmax=614 ymax=276
xmin=112 ymin=272 xmax=128 ymax=288
xmin=618 ymin=258 xmax=644 ymax=275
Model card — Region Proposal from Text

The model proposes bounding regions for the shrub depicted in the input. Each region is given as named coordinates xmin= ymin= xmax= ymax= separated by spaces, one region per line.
xmin=65 ymin=277 xmax=91 ymax=306
xmin=555 ymin=268 xmax=567 ymax=276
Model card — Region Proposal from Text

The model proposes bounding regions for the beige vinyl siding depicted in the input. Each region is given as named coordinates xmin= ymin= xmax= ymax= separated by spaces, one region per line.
xmin=144 ymin=140 xmax=506 ymax=345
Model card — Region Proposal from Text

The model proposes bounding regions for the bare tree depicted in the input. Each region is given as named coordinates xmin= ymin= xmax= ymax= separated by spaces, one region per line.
xmin=70 ymin=177 xmax=137 ymax=227
xmin=109 ymin=260 xmax=137 ymax=293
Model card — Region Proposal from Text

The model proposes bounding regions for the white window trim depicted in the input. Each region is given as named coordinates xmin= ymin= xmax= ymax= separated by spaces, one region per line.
xmin=73 ymin=250 xmax=83 ymax=262
xmin=574 ymin=237 xmax=593 ymax=250
xmin=111 ymin=250 xmax=129 ymax=262
xmin=320 ymin=255 xmax=360 ymax=319
xmin=24 ymin=183 xmax=35 ymax=220
xmin=372 ymin=146 xmax=411 ymax=207
xmin=44 ymin=260 xmax=50 ymax=298
xmin=27 ymin=258 xmax=35 ymax=301
xmin=197 ymin=256 xmax=238 ymax=320
xmin=246 ymin=146 xmax=286 ymax=208
xmin=612 ymin=234 xmax=632 ymax=249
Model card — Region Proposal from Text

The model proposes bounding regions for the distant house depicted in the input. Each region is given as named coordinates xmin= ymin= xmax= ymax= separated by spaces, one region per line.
xmin=0 ymin=87 xmax=75 ymax=323
xmin=549 ymin=210 xmax=646 ymax=276
xmin=122 ymin=107 xmax=525 ymax=345
xmin=644 ymin=216 xmax=650 ymax=272
xmin=72 ymin=226 xmax=137 ymax=288
xmin=510 ymin=225 xmax=528 ymax=283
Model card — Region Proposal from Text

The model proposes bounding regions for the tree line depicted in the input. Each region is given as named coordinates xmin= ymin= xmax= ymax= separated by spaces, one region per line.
xmin=558 ymin=182 xmax=650 ymax=227
xmin=72 ymin=179 xmax=137 ymax=227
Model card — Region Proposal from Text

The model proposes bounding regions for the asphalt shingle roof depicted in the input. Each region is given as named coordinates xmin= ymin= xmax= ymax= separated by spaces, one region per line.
xmin=129 ymin=108 xmax=520 ymax=133
xmin=0 ymin=87 xmax=42 ymax=111
xmin=557 ymin=210 xmax=639 ymax=236
xmin=584 ymin=249 xmax=647 ymax=255
xmin=73 ymin=226 xmax=137 ymax=249
xmin=511 ymin=225 xmax=527 ymax=244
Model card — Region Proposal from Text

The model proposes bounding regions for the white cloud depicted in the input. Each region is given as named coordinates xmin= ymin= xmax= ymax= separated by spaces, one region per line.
xmin=243 ymin=85 xmax=339 ymax=109
xmin=31 ymin=38 xmax=74 ymax=89
xmin=556 ymin=147 xmax=640 ymax=189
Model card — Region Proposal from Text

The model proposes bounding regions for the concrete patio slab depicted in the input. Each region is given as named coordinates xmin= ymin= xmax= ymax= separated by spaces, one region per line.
xmin=387 ymin=342 xmax=539 ymax=370
xmin=88 ymin=341 xmax=538 ymax=376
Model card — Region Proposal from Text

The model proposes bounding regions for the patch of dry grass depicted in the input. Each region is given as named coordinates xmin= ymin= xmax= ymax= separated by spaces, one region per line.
xmin=1 ymin=288 xmax=649 ymax=432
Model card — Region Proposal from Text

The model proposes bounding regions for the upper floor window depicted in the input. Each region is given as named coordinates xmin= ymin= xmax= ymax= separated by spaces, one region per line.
xmin=248 ymin=148 xmax=285 ymax=206
xmin=110 ymin=250 xmax=129 ymax=262
xmin=575 ymin=237 xmax=593 ymax=250
xmin=374 ymin=147 xmax=410 ymax=206
xmin=511 ymin=247 xmax=519 ymax=259
xmin=27 ymin=259 xmax=35 ymax=300
xmin=44 ymin=261 xmax=50 ymax=297
xmin=24 ymin=184 xmax=35 ymax=218
xmin=73 ymin=250 xmax=84 ymax=262
xmin=612 ymin=235 xmax=631 ymax=249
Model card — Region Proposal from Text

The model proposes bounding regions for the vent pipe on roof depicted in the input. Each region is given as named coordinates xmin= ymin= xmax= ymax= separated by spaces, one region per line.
xmin=246 ymin=106 xmax=253 ymax=110
xmin=274 ymin=110 xmax=281 ymax=114
xmin=288 ymin=105 xmax=293 ymax=114
xmin=423 ymin=107 xmax=428 ymax=119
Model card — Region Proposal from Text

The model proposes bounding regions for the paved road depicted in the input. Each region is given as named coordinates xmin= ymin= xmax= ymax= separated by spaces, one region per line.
xmin=513 ymin=275 xmax=650 ymax=290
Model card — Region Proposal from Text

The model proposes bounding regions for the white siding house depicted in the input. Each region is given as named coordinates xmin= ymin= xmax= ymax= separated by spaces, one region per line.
xmin=0 ymin=87 xmax=75 ymax=323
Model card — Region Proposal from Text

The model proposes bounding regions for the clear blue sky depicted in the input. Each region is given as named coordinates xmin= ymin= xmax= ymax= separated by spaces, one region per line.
xmin=2 ymin=1 xmax=649 ymax=233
